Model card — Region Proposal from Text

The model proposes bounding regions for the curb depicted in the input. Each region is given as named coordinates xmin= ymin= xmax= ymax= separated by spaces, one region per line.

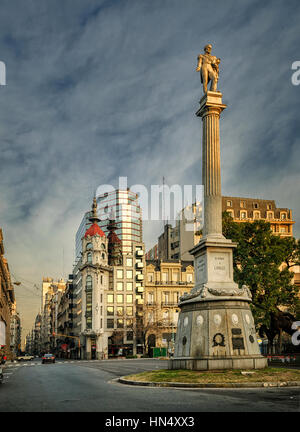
xmin=118 ymin=376 xmax=300 ymax=389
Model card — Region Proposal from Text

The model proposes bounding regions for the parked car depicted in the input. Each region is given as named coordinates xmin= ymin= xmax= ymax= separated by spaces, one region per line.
xmin=42 ymin=354 xmax=55 ymax=364
xmin=17 ymin=354 xmax=34 ymax=361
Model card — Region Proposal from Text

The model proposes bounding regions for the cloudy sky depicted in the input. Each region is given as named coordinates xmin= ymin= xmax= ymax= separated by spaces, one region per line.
xmin=0 ymin=0 xmax=299 ymax=338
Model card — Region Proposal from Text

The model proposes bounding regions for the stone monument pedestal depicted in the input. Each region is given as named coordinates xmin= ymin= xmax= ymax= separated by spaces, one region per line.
xmin=169 ymin=87 xmax=267 ymax=370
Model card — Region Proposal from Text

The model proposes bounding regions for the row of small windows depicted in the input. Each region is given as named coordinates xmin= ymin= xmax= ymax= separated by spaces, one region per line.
xmin=86 ymin=252 xmax=106 ymax=263
xmin=226 ymin=210 xmax=288 ymax=220
xmin=226 ymin=200 xmax=274 ymax=210
xmin=107 ymin=294 xmax=133 ymax=303
xmin=147 ymin=273 xmax=193 ymax=283
xmin=86 ymin=242 xmax=106 ymax=251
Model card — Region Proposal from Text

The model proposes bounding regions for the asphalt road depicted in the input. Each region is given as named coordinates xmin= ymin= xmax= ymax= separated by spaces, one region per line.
xmin=0 ymin=358 xmax=299 ymax=412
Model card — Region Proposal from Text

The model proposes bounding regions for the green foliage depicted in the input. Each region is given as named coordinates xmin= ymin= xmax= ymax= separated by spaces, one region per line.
xmin=222 ymin=212 xmax=300 ymax=327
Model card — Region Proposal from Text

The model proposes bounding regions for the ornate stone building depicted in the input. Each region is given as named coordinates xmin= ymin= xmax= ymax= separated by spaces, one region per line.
xmin=144 ymin=260 xmax=194 ymax=352
xmin=223 ymin=197 xmax=294 ymax=237
xmin=76 ymin=198 xmax=145 ymax=359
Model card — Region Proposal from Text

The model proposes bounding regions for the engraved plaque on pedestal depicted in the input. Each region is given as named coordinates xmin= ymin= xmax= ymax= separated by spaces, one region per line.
xmin=208 ymin=251 xmax=231 ymax=282
xmin=195 ymin=254 xmax=206 ymax=284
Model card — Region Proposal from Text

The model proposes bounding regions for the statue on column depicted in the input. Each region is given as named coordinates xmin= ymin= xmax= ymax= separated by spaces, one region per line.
xmin=196 ymin=44 xmax=220 ymax=93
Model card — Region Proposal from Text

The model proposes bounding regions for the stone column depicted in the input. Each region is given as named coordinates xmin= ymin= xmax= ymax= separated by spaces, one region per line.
xmin=197 ymin=91 xmax=226 ymax=239
xmin=168 ymin=90 xmax=268 ymax=371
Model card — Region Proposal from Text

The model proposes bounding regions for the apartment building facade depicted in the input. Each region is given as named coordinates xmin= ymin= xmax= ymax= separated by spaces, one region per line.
xmin=144 ymin=260 xmax=194 ymax=352
xmin=0 ymin=228 xmax=15 ymax=360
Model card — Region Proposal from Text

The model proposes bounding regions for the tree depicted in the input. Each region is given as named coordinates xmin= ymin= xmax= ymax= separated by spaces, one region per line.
xmin=222 ymin=212 xmax=300 ymax=352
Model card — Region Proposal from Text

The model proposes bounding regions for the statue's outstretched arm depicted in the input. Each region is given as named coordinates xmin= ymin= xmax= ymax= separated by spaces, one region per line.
xmin=196 ymin=55 xmax=202 ymax=72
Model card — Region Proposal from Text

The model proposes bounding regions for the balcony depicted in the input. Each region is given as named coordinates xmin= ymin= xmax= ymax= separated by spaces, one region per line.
xmin=161 ymin=302 xmax=179 ymax=307
xmin=158 ymin=321 xmax=177 ymax=328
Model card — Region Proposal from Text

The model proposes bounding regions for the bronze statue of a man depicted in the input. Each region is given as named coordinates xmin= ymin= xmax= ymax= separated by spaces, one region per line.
xmin=196 ymin=44 xmax=220 ymax=93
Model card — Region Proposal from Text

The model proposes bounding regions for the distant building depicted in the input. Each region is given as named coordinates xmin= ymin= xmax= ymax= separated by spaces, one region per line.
xmin=0 ymin=228 xmax=15 ymax=360
xmin=222 ymin=197 xmax=295 ymax=237
xmin=10 ymin=302 xmax=21 ymax=357
xmin=40 ymin=278 xmax=66 ymax=353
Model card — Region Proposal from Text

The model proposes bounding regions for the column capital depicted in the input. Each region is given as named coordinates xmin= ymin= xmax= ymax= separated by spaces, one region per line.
xmin=196 ymin=91 xmax=227 ymax=118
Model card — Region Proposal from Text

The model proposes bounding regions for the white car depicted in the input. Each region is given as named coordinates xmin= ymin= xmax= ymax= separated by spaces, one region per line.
xmin=17 ymin=354 xmax=34 ymax=361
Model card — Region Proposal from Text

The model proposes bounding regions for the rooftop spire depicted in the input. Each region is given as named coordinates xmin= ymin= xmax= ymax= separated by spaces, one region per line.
xmin=89 ymin=196 xmax=100 ymax=224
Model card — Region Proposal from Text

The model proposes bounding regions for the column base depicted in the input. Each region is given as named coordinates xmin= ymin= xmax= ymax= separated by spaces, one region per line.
xmin=169 ymin=355 xmax=267 ymax=370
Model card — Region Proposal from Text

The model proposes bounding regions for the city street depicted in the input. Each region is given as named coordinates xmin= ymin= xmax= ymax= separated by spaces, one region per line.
xmin=0 ymin=359 xmax=299 ymax=412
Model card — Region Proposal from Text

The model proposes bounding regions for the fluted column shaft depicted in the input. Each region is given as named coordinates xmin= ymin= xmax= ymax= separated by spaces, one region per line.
xmin=196 ymin=92 xmax=226 ymax=238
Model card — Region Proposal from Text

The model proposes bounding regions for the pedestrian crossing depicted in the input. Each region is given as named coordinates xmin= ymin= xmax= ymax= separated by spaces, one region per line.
xmin=4 ymin=360 xmax=101 ymax=369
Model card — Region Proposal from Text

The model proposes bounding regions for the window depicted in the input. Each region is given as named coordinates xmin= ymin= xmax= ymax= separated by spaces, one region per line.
xmin=162 ymin=272 xmax=168 ymax=282
xmin=85 ymin=276 xmax=93 ymax=329
xmin=187 ymin=273 xmax=193 ymax=283
xmin=281 ymin=213 xmax=287 ymax=220
xmin=240 ymin=211 xmax=247 ymax=219
xmin=126 ymin=270 xmax=133 ymax=279
xmin=107 ymin=294 xmax=114 ymax=303
xmin=126 ymin=258 xmax=133 ymax=267
xmin=172 ymin=271 xmax=179 ymax=282
xmin=267 ymin=212 xmax=274 ymax=220
xmin=226 ymin=200 xmax=232 ymax=207
xmin=117 ymin=306 xmax=124 ymax=316
xmin=227 ymin=210 xmax=234 ymax=218
xmin=280 ymin=227 xmax=287 ymax=233
xmin=117 ymin=319 xmax=124 ymax=328
xmin=107 ymin=306 xmax=114 ymax=316
xmin=126 ymin=282 xmax=133 ymax=291
xmin=86 ymin=243 xmax=93 ymax=250
xmin=163 ymin=292 xmax=169 ymax=303
xmin=126 ymin=294 xmax=133 ymax=303
xmin=87 ymin=252 xmax=92 ymax=264
xmin=267 ymin=204 xmax=272 ymax=210
xmin=101 ymin=243 xmax=106 ymax=250
xmin=254 ymin=211 xmax=260 ymax=219
xmin=86 ymin=275 xmax=92 ymax=289
xmin=107 ymin=319 xmax=114 ymax=329
xmin=126 ymin=306 xmax=133 ymax=316
xmin=163 ymin=310 xmax=169 ymax=320
xmin=126 ymin=319 xmax=133 ymax=328
xmin=253 ymin=203 xmax=259 ymax=209
xmin=127 ymin=331 xmax=133 ymax=341
xmin=148 ymin=292 xmax=154 ymax=304
xmin=117 ymin=270 xmax=123 ymax=279
xmin=102 ymin=253 xmax=105 ymax=260
xmin=117 ymin=282 xmax=123 ymax=291
xmin=148 ymin=273 xmax=154 ymax=282
xmin=240 ymin=201 xmax=246 ymax=208
xmin=117 ymin=294 xmax=124 ymax=303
